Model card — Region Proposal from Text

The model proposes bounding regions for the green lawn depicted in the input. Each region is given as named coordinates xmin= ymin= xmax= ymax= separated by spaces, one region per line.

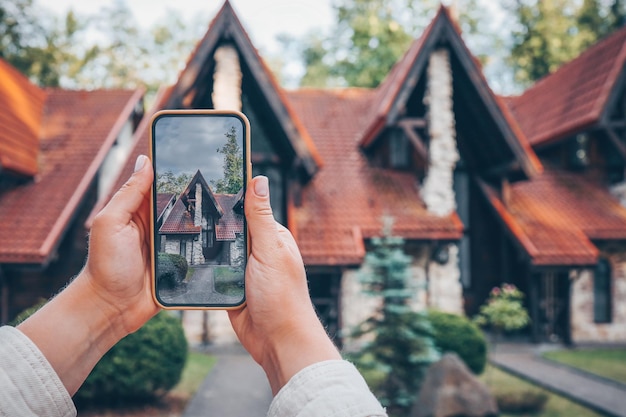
xmin=170 ymin=351 xmax=217 ymax=399
xmin=542 ymin=348 xmax=626 ymax=385
xmin=481 ymin=365 xmax=603 ymax=417
xmin=214 ymin=266 xmax=244 ymax=296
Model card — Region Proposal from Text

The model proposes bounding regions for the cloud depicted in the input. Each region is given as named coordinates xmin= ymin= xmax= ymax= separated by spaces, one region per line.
xmin=154 ymin=114 xmax=244 ymax=185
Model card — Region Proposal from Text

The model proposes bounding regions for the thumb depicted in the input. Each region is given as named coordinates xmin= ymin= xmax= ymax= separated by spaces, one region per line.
xmin=104 ymin=155 xmax=153 ymax=220
xmin=245 ymin=176 xmax=280 ymax=253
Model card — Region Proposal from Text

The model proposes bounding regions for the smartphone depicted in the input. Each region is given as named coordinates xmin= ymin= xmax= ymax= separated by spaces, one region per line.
xmin=150 ymin=110 xmax=251 ymax=309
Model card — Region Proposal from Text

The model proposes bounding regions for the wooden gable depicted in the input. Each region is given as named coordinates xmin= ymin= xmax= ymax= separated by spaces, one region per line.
xmin=164 ymin=0 xmax=322 ymax=182
xmin=359 ymin=6 xmax=541 ymax=181
xmin=180 ymin=170 xmax=224 ymax=220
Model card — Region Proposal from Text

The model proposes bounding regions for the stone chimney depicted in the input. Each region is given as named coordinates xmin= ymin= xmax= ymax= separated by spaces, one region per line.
xmin=421 ymin=49 xmax=459 ymax=217
xmin=194 ymin=183 xmax=202 ymax=227
xmin=212 ymin=45 xmax=242 ymax=111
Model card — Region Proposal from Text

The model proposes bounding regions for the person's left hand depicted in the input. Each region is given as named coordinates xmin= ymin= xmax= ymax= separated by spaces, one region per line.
xmin=83 ymin=154 xmax=159 ymax=335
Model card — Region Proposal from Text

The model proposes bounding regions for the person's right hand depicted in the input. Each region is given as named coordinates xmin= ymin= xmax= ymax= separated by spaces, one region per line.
xmin=228 ymin=176 xmax=341 ymax=395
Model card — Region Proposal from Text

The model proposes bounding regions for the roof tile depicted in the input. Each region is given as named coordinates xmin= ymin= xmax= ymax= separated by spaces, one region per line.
xmin=0 ymin=88 xmax=142 ymax=263
xmin=507 ymin=27 xmax=626 ymax=146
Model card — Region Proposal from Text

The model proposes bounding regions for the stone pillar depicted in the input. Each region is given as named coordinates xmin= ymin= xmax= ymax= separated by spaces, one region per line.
xmin=194 ymin=183 xmax=202 ymax=227
xmin=421 ymin=49 xmax=459 ymax=216
xmin=428 ymin=244 xmax=463 ymax=314
xmin=212 ymin=45 xmax=242 ymax=111
xmin=421 ymin=49 xmax=463 ymax=315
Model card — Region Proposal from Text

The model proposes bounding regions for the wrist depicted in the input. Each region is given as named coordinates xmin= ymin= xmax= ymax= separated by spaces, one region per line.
xmin=262 ymin=317 xmax=341 ymax=395
xmin=17 ymin=271 xmax=127 ymax=395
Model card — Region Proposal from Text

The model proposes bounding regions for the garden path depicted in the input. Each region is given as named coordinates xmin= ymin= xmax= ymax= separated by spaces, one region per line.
xmin=491 ymin=343 xmax=626 ymax=417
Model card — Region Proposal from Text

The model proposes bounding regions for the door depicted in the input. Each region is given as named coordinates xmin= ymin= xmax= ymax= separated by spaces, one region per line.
xmin=539 ymin=272 xmax=571 ymax=344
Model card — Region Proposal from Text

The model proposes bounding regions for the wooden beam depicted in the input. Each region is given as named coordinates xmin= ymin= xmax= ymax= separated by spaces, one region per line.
xmin=605 ymin=127 xmax=626 ymax=160
xmin=607 ymin=120 xmax=626 ymax=129
xmin=397 ymin=118 xmax=428 ymax=160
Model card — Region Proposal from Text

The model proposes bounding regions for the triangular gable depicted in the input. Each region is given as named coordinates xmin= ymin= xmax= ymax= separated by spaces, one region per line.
xmin=0 ymin=58 xmax=46 ymax=177
xmin=359 ymin=6 xmax=541 ymax=180
xmin=180 ymin=170 xmax=224 ymax=219
xmin=165 ymin=0 xmax=322 ymax=180
xmin=507 ymin=26 xmax=626 ymax=148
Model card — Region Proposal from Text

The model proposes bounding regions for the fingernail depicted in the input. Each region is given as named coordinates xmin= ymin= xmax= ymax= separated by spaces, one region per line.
xmin=134 ymin=155 xmax=147 ymax=172
xmin=254 ymin=176 xmax=269 ymax=197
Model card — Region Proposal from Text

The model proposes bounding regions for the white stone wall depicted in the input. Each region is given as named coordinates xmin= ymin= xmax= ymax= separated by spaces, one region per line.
xmin=610 ymin=182 xmax=626 ymax=207
xmin=428 ymin=244 xmax=464 ymax=314
xmin=192 ymin=239 xmax=203 ymax=265
xmin=341 ymin=245 xmax=463 ymax=350
xmin=231 ymin=234 xmax=245 ymax=267
xmin=570 ymin=254 xmax=626 ymax=342
xmin=421 ymin=49 xmax=459 ymax=217
xmin=181 ymin=310 xmax=239 ymax=346
xmin=164 ymin=239 xmax=180 ymax=255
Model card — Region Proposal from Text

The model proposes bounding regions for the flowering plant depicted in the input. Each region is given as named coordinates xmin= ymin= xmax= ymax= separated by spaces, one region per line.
xmin=474 ymin=283 xmax=530 ymax=332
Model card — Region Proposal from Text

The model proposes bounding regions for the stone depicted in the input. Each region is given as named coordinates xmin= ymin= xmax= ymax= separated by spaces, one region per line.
xmin=411 ymin=353 xmax=498 ymax=417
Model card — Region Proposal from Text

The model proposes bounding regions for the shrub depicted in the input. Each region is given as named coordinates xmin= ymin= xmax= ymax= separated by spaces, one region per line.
xmin=158 ymin=252 xmax=188 ymax=288
xmin=427 ymin=310 xmax=487 ymax=375
xmin=75 ymin=311 xmax=188 ymax=407
xmin=495 ymin=390 xmax=549 ymax=414
xmin=474 ymin=283 xmax=530 ymax=333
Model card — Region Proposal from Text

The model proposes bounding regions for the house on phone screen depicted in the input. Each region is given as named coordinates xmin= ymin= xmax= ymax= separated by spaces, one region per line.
xmin=0 ymin=58 xmax=144 ymax=324
xmin=157 ymin=170 xmax=244 ymax=267
xmin=98 ymin=1 xmax=626 ymax=346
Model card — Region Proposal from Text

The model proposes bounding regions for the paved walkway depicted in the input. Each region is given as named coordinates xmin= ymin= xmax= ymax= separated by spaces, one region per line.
xmin=182 ymin=344 xmax=272 ymax=417
xmin=490 ymin=343 xmax=626 ymax=417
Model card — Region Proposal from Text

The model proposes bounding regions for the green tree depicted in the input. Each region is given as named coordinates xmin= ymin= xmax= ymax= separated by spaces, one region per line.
xmin=350 ymin=218 xmax=439 ymax=416
xmin=157 ymin=170 xmax=192 ymax=194
xmin=506 ymin=0 xmax=626 ymax=86
xmin=211 ymin=126 xmax=243 ymax=194
xmin=0 ymin=0 xmax=96 ymax=86
xmin=296 ymin=0 xmax=493 ymax=88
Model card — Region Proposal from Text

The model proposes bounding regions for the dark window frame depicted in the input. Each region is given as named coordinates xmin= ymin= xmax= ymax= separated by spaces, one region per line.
xmin=594 ymin=258 xmax=612 ymax=323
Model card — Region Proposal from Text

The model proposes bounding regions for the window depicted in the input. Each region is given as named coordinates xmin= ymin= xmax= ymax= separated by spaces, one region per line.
xmin=570 ymin=133 xmax=590 ymax=170
xmin=390 ymin=129 xmax=410 ymax=169
xmin=203 ymin=218 xmax=214 ymax=248
xmin=594 ymin=259 xmax=612 ymax=323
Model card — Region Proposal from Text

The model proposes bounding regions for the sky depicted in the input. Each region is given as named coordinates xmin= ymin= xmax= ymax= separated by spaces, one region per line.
xmin=154 ymin=113 xmax=244 ymax=183
xmin=41 ymin=0 xmax=335 ymax=56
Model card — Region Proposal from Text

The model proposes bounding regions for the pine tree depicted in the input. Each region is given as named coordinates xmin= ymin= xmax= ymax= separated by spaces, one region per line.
xmin=211 ymin=126 xmax=243 ymax=194
xmin=350 ymin=218 xmax=439 ymax=416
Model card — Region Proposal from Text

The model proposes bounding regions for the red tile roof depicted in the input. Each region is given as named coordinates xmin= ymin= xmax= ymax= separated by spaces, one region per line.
xmin=215 ymin=193 xmax=243 ymax=240
xmin=0 ymin=88 xmax=143 ymax=264
xmin=481 ymin=167 xmax=626 ymax=266
xmin=287 ymin=88 xmax=464 ymax=266
xmin=0 ymin=58 xmax=47 ymax=177
xmin=506 ymin=26 xmax=626 ymax=147
xmin=159 ymin=197 xmax=201 ymax=234
xmin=156 ymin=193 xmax=175 ymax=220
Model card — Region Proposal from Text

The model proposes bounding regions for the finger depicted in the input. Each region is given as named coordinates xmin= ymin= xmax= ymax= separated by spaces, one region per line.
xmin=104 ymin=155 xmax=153 ymax=221
xmin=245 ymin=176 xmax=281 ymax=253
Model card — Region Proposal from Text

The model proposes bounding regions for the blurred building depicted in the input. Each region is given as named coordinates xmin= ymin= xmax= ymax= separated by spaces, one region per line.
xmin=0 ymin=58 xmax=144 ymax=323
xmin=7 ymin=0 xmax=625 ymax=347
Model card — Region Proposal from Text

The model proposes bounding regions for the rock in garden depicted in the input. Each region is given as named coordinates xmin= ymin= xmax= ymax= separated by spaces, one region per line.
xmin=411 ymin=353 xmax=498 ymax=417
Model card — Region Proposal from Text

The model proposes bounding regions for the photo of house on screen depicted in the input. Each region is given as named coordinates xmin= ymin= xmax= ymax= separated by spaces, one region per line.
xmin=156 ymin=170 xmax=244 ymax=268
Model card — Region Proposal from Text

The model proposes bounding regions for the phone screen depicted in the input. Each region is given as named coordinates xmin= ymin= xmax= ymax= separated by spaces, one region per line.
xmin=151 ymin=111 xmax=249 ymax=308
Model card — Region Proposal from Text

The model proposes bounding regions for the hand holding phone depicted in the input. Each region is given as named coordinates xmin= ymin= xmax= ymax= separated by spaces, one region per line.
xmin=150 ymin=110 xmax=251 ymax=309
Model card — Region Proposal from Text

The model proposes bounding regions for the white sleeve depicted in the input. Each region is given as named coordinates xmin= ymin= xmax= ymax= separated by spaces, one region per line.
xmin=0 ymin=326 xmax=76 ymax=417
xmin=267 ymin=360 xmax=387 ymax=417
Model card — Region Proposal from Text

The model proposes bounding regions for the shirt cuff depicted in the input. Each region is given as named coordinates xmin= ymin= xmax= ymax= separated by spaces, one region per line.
xmin=268 ymin=360 xmax=387 ymax=417
xmin=0 ymin=326 xmax=76 ymax=417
